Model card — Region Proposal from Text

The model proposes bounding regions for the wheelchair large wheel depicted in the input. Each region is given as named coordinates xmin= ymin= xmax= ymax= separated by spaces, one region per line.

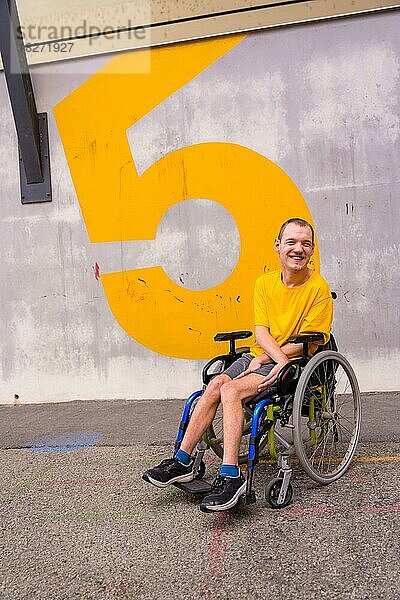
xmin=293 ymin=350 xmax=361 ymax=484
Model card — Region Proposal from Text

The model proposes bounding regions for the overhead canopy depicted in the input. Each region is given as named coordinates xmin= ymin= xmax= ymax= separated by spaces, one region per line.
xmin=1 ymin=0 xmax=399 ymax=68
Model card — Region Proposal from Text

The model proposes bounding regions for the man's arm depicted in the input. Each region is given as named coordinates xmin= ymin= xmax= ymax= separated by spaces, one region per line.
xmin=253 ymin=326 xmax=304 ymax=360
xmin=300 ymin=294 xmax=333 ymax=346
xmin=281 ymin=341 xmax=304 ymax=358
xmin=254 ymin=325 xmax=289 ymax=364
xmin=236 ymin=326 xmax=292 ymax=390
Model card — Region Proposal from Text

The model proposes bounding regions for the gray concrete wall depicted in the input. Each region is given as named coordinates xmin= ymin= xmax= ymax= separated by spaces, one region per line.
xmin=1 ymin=11 xmax=399 ymax=403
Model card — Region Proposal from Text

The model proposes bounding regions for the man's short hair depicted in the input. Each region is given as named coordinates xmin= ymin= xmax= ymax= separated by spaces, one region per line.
xmin=277 ymin=218 xmax=315 ymax=245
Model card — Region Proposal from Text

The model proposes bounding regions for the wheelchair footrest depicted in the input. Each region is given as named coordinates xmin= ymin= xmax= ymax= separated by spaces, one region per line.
xmin=174 ymin=479 xmax=212 ymax=494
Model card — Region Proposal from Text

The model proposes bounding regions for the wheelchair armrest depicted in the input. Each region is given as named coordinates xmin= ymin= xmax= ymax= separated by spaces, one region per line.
xmin=287 ymin=332 xmax=325 ymax=344
xmin=287 ymin=332 xmax=325 ymax=360
xmin=214 ymin=331 xmax=252 ymax=342
xmin=214 ymin=330 xmax=253 ymax=356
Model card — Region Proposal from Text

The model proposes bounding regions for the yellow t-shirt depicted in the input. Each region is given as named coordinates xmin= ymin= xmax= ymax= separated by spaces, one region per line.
xmin=250 ymin=269 xmax=333 ymax=357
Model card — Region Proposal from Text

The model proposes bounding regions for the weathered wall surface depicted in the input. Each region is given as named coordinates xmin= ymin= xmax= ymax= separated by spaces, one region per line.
xmin=1 ymin=11 xmax=399 ymax=404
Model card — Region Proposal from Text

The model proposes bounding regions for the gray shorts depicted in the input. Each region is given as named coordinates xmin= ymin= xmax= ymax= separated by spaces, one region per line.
xmin=223 ymin=354 xmax=276 ymax=379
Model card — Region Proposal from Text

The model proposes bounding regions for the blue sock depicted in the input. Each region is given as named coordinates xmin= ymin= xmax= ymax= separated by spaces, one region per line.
xmin=175 ymin=449 xmax=191 ymax=466
xmin=220 ymin=464 xmax=240 ymax=478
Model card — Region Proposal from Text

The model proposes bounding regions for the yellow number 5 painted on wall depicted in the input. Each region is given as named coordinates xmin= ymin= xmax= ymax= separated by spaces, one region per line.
xmin=54 ymin=35 xmax=318 ymax=359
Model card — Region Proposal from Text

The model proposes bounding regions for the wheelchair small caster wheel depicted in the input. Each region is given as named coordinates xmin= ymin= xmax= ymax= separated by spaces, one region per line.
xmin=265 ymin=478 xmax=293 ymax=509
xmin=194 ymin=460 xmax=206 ymax=480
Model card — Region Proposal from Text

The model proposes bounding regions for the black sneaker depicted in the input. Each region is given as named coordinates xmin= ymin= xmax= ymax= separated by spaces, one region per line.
xmin=142 ymin=458 xmax=195 ymax=488
xmin=200 ymin=474 xmax=246 ymax=512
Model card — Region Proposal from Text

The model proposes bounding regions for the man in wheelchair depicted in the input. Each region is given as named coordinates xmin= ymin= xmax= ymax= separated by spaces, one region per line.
xmin=143 ymin=218 xmax=333 ymax=512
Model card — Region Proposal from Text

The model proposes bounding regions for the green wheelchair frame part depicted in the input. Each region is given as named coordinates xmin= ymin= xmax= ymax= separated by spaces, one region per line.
xmin=266 ymin=404 xmax=281 ymax=461
xmin=305 ymin=384 xmax=328 ymax=449
xmin=202 ymin=430 xmax=218 ymax=447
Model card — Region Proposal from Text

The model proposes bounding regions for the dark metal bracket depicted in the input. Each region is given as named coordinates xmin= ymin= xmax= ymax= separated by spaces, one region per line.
xmin=0 ymin=0 xmax=52 ymax=204
xmin=19 ymin=112 xmax=52 ymax=204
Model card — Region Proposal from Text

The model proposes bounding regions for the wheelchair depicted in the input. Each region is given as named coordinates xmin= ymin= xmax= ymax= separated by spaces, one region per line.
xmin=173 ymin=328 xmax=362 ymax=509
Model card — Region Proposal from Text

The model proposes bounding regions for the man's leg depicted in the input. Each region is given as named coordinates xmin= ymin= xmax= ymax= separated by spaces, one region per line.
xmin=200 ymin=373 xmax=269 ymax=513
xmin=179 ymin=373 xmax=230 ymax=455
xmin=142 ymin=373 xmax=230 ymax=488
xmin=220 ymin=374 xmax=265 ymax=465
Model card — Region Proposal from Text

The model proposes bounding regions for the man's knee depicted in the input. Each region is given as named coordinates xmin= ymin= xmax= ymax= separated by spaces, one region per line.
xmin=205 ymin=374 xmax=230 ymax=397
xmin=220 ymin=379 xmax=241 ymax=402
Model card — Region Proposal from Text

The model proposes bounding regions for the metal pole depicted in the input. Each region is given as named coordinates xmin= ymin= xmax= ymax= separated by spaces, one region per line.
xmin=0 ymin=0 xmax=44 ymax=184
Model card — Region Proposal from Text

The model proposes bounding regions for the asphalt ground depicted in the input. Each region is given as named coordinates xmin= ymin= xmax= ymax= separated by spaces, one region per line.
xmin=0 ymin=392 xmax=399 ymax=599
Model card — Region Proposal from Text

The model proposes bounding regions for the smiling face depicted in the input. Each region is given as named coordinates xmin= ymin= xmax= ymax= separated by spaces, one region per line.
xmin=274 ymin=222 xmax=314 ymax=275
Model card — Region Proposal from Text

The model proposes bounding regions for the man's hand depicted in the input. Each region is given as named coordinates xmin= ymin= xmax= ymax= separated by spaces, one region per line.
xmin=256 ymin=359 xmax=289 ymax=392
xmin=235 ymin=356 xmax=271 ymax=379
